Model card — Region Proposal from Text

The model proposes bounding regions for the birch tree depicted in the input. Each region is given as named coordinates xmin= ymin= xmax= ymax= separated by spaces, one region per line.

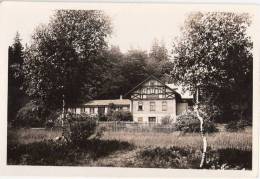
xmin=170 ymin=12 xmax=252 ymax=167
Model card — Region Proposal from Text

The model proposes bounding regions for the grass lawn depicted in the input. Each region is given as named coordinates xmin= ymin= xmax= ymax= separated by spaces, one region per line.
xmin=7 ymin=127 xmax=252 ymax=169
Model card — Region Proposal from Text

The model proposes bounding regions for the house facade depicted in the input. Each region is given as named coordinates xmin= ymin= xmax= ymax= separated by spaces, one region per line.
xmin=68 ymin=75 xmax=193 ymax=123
xmin=127 ymin=76 xmax=193 ymax=123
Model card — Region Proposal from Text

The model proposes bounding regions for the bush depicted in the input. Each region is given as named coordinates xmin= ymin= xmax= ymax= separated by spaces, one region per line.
xmin=98 ymin=114 xmax=108 ymax=121
xmin=161 ymin=115 xmax=174 ymax=125
xmin=176 ymin=110 xmax=218 ymax=133
xmin=15 ymin=100 xmax=51 ymax=128
xmin=110 ymin=111 xmax=133 ymax=121
xmin=225 ymin=120 xmax=249 ymax=132
xmin=138 ymin=146 xmax=252 ymax=169
xmin=63 ymin=113 xmax=100 ymax=145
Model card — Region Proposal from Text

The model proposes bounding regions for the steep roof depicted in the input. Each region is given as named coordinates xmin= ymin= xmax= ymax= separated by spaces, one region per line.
xmin=124 ymin=75 xmax=179 ymax=97
xmin=166 ymin=84 xmax=193 ymax=99
xmin=83 ymin=99 xmax=131 ymax=106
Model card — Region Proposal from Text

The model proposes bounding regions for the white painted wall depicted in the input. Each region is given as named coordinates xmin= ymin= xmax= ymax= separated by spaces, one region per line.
xmin=132 ymin=99 xmax=176 ymax=123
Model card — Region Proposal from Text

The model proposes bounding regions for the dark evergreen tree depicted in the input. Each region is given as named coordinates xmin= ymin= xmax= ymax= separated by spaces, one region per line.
xmin=8 ymin=32 xmax=28 ymax=125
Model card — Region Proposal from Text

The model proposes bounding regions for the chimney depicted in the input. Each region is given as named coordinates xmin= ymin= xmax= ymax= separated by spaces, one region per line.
xmin=120 ymin=95 xmax=123 ymax=100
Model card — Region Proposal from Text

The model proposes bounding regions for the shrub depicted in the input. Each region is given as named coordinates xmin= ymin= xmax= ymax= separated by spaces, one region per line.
xmin=225 ymin=120 xmax=249 ymax=132
xmin=176 ymin=110 xmax=218 ymax=133
xmin=111 ymin=111 xmax=133 ymax=121
xmin=139 ymin=146 xmax=200 ymax=168
xmin=63 ymin=113 xmax=100 ymax=145
xmin=15 ymin=100 xmax=51 ymax=128
xmin=98 ymin=114 xmax=108 ymax=121
xmin=161 ymin=115 xmax=174 ymax=125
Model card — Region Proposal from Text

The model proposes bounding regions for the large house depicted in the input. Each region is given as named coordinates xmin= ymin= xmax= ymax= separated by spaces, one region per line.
xmin=68 ymin=75 xmax=193 ymax=123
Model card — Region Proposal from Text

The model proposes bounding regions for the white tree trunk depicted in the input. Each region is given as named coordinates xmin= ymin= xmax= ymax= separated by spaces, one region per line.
xmin=195 ymin=88 xmax=207 ymax=168
xmin=61 ymin=94 xmax=65 ymax=127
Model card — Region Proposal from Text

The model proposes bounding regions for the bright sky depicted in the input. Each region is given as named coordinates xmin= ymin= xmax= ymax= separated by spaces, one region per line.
xmin=2 ymin=2 xmax=255 ymax=53
xmin=2 ymin=2 xmax=188 ymax=53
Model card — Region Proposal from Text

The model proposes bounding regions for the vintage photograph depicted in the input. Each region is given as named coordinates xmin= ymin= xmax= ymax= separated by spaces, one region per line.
xmin=5 ymin=2 xmax=254 ymax=171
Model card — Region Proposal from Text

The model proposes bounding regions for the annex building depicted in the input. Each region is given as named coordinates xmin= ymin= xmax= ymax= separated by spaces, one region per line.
xmin=68 ymin=75 xmax=193 ymax=123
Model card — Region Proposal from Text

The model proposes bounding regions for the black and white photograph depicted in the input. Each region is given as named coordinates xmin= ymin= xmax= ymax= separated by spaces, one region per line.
xmin=0 ymin=1 xmax=259 ymax=177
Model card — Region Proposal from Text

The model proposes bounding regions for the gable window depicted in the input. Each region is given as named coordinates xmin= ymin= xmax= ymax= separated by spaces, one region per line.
xmin=138 ymin=102 xmax=143 ymax=111
xmin=150 ymin=101 xmax=155 ymax=111
xmin=90 ymin=107 xmax=95 ymax=114
xmin=162 ymin=101 xmax=167 ymax=111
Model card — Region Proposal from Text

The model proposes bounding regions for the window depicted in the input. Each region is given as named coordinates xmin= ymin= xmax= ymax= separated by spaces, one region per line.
xmin=150 ymin=81 xmax=155 ymax=86
xmin=70 ymin=108 xmax=76 ymax=114
xmin=80 ymin=107 xmax=85 ymax=114
xmin=138 ymin=102 xmax=143 ymax=111
xmin=162 ymin=101 xmax=167 ymax=111
xmin=150 ymin=101 xmax=155 ymax=111
xmin=90 ymin=107 xmax=95 ymax=114
xmin=138 ymin=117 xmax=143 ymax=123
xmin=148 ymin=117 xmax=156 ymax=123
xmin=98 ymin=107 xmax=105 ymax=115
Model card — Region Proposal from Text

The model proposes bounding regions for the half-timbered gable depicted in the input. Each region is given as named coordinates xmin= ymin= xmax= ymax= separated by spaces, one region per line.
xmin=126 ymin=75 xmax=185 ymax=123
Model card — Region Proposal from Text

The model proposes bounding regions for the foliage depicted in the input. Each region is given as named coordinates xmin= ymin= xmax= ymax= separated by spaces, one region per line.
xmin=225 ymin=120 xmax=250 ymax=132
xmin=8 ymin=32 xmax=29 ymax=125
xmin=170 ymin=12 xmax=253 ymax=122
xmin=160 ymin=115 xmax=174 ymax=125
xmin=96 ymin=45 xmax=171 ymax=99
xmin=205 ymin=148 xmax=252 ymax=169
xmin=110 ymin=110 xmax=133 ymax=121
xmin=15 ymin=100 xmax=52 ymax=127
xmin=176 ymin=110 xmax=218 ymax=133
xmin=23 ymin=10 xmax=112 ymax=109
xmin=63 ymin=113 xmax=100 ymax=144
xmin=7 ymin=138 xmax=133 ymax=165
xmin=138 ymin=146 xmax=251 ymax=169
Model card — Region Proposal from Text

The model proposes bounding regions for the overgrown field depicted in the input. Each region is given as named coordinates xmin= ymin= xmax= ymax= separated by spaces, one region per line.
xmin=7 ymin=127 xmax=252 ymax=169
xmin=102 ymin=128 xmax=252 ymax=151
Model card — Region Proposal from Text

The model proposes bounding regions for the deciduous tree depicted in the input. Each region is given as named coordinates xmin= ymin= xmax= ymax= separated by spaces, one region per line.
xmin=23 ymin=10 xmax=112 ymax=110
xmin=170 ymin=12 xmax=253 ymax=167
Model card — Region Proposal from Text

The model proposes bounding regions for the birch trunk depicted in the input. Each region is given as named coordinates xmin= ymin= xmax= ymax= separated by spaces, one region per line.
xmin=61 ymin=94 xmax=65 ymax=127
xmin=195 ymin=88 xmax=207 ymax=168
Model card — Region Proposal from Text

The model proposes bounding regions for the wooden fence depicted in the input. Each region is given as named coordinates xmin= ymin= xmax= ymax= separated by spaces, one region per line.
xmin=97 ymin=121 xmax=177 ymax=133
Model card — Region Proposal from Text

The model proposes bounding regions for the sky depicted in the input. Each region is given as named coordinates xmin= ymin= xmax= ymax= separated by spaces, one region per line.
xmin=2 ymin=2 xmax=255 ymax=53
xmin=2 ymin=2 xmax=188 ymax=53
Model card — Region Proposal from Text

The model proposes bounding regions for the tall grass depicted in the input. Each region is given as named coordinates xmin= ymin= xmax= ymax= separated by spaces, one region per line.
xmin=101 ymin=127 xmax=252 ymax=151
xmin=8 ymin=128 xmax=63 ymax=144
xmin=8 ymin=127 xmax=252 ymax=151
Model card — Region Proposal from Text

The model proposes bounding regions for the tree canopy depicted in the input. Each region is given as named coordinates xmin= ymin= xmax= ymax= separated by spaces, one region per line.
xmin=8 ymin=32 xmax=29 ymax=123
xmin=170 ymin=12 xmax=253 ymax=122
xmin=23 ymin=10 xmax=112 ymax=109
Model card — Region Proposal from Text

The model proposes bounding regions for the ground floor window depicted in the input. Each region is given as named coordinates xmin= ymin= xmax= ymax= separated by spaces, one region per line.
xmin=148 ymin=117 xmax=156 ymax=123
xmin=98 ymin=107 xmax=105 ymax=115
xmin=90 ymin=107 xmax=95 ymax=114
xmin=138 ymin=117 xmax=143 ymax=123
xmin=70 ymin=108 xmax=76 ymax=114
xmin=80 ymin=107 xmax=85 ymax=114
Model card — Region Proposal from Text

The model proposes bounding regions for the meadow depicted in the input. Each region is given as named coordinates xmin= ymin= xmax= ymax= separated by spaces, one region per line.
xmin=7 ymin=127 xmax=252 ymax=169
